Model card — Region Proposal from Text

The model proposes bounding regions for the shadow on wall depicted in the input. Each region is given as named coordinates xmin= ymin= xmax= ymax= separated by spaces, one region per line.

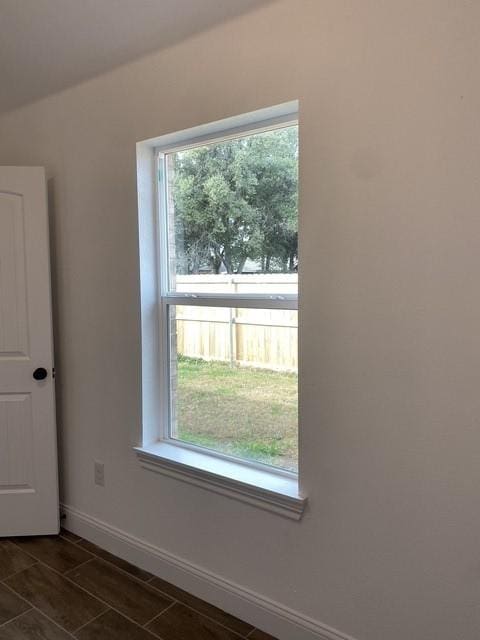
xmin=47 ymin=177 xmax=65 ymax=505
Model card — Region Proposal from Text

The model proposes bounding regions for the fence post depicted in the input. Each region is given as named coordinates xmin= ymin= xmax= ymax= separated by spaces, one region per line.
xmin=229 ymin=276 xmax=237 ymax=367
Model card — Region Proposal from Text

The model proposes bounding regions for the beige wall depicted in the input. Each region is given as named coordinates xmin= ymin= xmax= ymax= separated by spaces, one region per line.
xmin=1 ymin=1 xmax=480 ymax=638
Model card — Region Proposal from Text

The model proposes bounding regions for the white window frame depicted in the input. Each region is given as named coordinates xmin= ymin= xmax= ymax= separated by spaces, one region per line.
xmin=135 ymin=102 xmax=306 ymax=519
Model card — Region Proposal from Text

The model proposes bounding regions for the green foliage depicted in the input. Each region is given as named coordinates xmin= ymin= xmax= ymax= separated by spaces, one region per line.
xmin=171 ymin=126 xmax=298 ymax=274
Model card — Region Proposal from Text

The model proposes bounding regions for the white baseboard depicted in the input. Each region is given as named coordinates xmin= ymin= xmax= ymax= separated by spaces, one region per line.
xmin=62 ymin=504 xmax=356 ymax=640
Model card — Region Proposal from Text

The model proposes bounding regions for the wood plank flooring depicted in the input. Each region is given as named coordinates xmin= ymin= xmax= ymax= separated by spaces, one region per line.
xmin=0 ymin=530 xmax=278 ymax=639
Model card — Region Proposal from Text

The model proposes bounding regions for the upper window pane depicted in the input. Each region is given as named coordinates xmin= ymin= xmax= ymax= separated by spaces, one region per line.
xmin=164 ymin=125 xmax=298 ymax=294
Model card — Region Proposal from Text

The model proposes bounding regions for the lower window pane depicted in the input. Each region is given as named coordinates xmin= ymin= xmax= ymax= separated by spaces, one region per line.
xmin=169 ymin=305 xmax=298 ymax=472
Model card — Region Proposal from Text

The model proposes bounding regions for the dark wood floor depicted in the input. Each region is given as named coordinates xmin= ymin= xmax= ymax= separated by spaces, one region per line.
xmin=0 ymin=530 xmax=276 ymax=640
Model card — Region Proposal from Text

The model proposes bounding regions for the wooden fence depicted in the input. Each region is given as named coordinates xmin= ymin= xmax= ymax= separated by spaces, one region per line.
xmin=173 ymin=275 xmax=298 ymax=372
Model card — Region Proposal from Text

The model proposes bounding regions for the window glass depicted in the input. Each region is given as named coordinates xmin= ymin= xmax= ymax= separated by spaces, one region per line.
xmin=169 ymin=305 xmax=298 ymax=472
xmin=161 ymin=122 xmax=299 ymax=473
xmin=165 ymin=126 xmax=298 ymax=294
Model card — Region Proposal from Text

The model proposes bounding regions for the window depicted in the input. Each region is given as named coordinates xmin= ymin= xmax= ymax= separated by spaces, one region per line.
xmin=136 ymin=103 xmax=305 ymax=519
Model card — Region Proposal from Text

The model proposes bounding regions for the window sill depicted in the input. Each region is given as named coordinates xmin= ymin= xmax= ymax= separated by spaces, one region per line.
xmin=134 ymin=442 xmax=306 ymax=520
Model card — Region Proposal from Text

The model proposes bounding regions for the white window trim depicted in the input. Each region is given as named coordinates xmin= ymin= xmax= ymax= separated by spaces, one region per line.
xmin=135 ymin=101 xmax=306 ymax=520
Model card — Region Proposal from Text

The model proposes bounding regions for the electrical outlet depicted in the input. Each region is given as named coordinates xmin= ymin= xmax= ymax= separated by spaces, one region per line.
xmin=94 ymin=460 xmax=105 ymax=486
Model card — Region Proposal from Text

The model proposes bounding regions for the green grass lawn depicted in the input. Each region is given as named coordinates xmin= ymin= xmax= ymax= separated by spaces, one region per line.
xmin=173 ymin=356 xmax=298 ymax=471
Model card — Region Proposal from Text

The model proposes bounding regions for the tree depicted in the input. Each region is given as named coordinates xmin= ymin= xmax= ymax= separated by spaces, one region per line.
xmin=236 ymin=126 xmax=298 ymax=273
xmin=171 ymin=126 xmax=298 ymax=274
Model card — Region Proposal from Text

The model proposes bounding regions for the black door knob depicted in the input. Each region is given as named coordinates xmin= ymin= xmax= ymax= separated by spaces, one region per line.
xmin=33 ymin=368 xmax=48 ymax=381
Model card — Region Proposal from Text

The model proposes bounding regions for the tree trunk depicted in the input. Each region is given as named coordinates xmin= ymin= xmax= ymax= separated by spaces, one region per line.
xmin=223 ymin=254 xmax=233 ymax=274
xmin=289 ymin=253 xmax=296 ymax=272
xmin=192 ymin=255 xmax=200 ymax=274
xmin=236 ymin=257 xmax=247 ymax=274
xmin=211 ymin=255 xmax=222 ymax=274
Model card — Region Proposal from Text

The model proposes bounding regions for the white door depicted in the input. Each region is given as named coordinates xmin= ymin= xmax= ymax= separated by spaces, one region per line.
xmin=0 ymin=167 xmax=59 ymax=536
